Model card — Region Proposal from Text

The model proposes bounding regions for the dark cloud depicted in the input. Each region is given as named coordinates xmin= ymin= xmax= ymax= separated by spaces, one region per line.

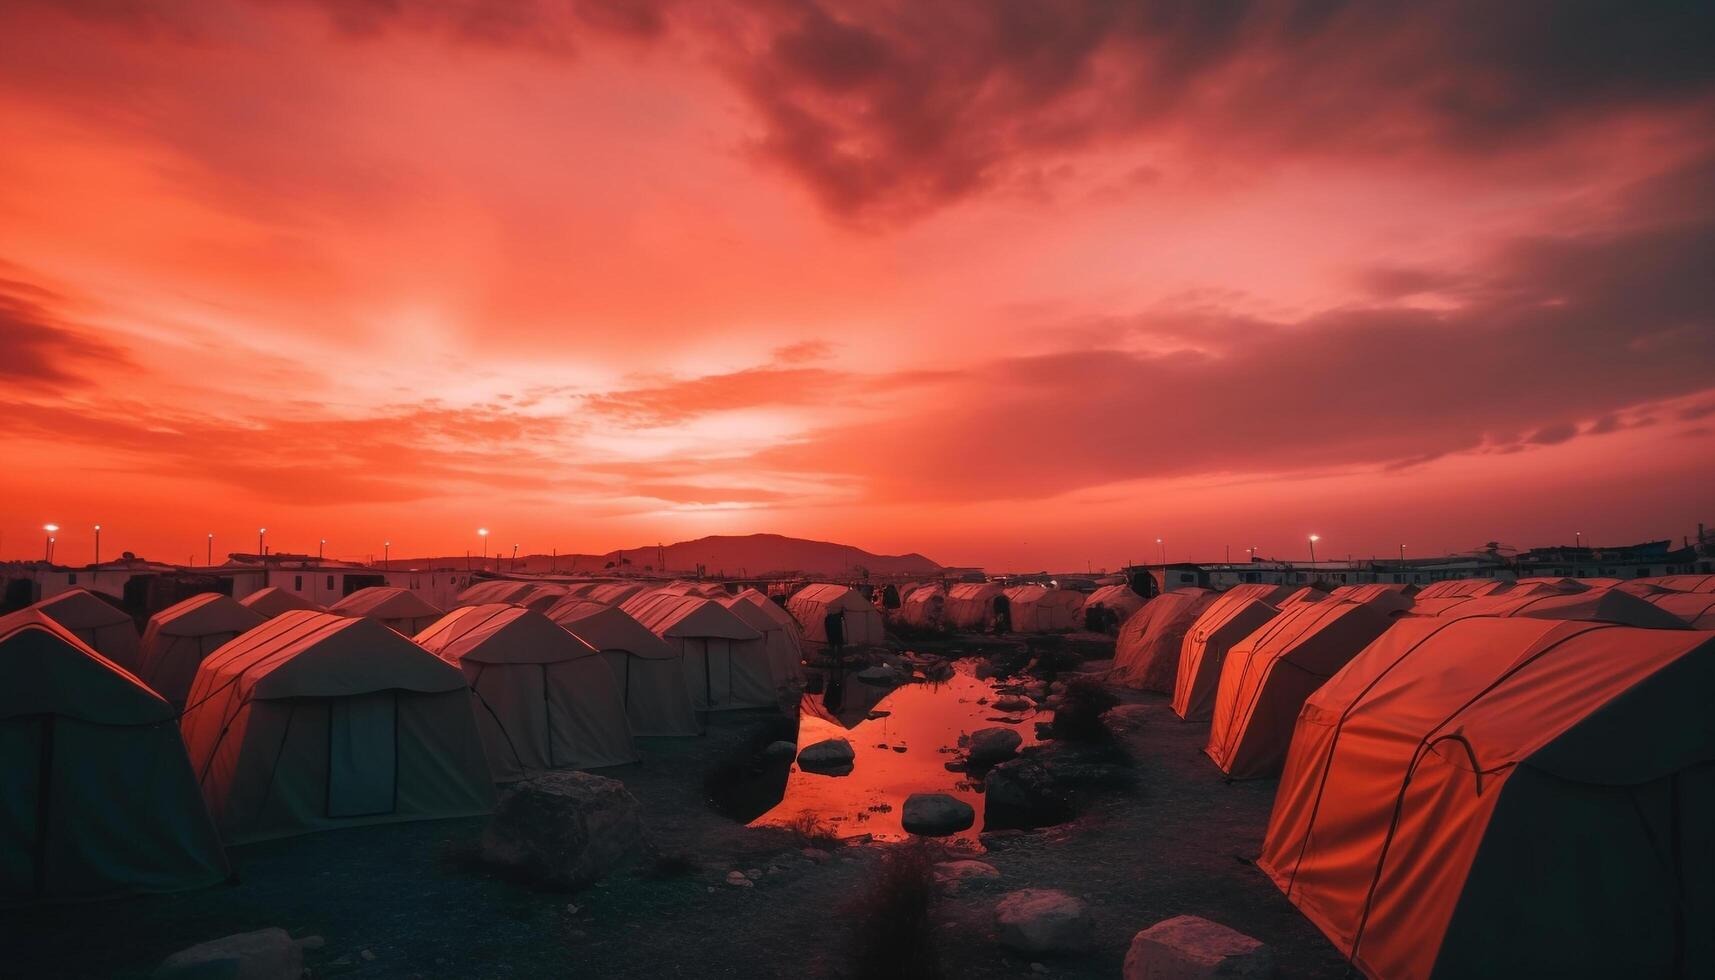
xmin=0 ymin=277 xmax=131 ymax=388
xmin=750 ymin=151 xmax=1715 ymax=497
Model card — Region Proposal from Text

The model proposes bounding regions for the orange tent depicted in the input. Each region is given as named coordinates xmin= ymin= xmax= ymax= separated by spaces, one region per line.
xmin=1648 ymin=591 xmax=1715 ymax=628
xmin=1205 ymin=599 xmax=1392 ymax=778
xmin=1417 ymin=587 xmax=1686 ymax=629
xmin=1260 ymin=617 xmax=1715 ymax=980
xmin=1173 ymin=594 xmax=1284 ymax=720
xmin=1108 ymin=588 xmax=1216 ymax=691
xmin=1412 ymin=578 xmax=1510 ymax=600
xmin=1325 ymin=583 xmax=1417 ymax=615
xmin=1634 ymin=573 xmax=1715 ymax=593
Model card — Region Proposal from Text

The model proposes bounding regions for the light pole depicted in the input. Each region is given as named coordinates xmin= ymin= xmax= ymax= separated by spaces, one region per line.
xmin=511 ymin=543 xmax=519 ymax=573
xmin=207 ymin=533 xmax=214 ymax=566
xmin=1575 ymin=530 xmax=1582 ymax=549
xmin=43 ymin=524 xmax=58 ymax=563
xmin=259 ymin=528 xmax=266 ymax=557
xmin=319 ymin=538 xmax=326 ymax=560
xmin=1308 ymin=534 xmax=1320 ymax=577
xmin=1156 ymin=537 xmax=1165 ymax=565
xmin=93 ymin=524 xmax=101 ymax=577
xmin=384 ymin=541 xmax=390 ymax=571
xmin=478 ymin=528 xmax=489 ymax=569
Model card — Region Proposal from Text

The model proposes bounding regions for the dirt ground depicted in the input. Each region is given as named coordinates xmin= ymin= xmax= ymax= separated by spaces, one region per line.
xmin=5 ymin=637 xmax=1349 ymax=979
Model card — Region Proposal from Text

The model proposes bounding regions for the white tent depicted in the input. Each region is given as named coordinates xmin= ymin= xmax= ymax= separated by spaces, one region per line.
xmin=454 ymin=580 xmax=542 ymax=607
xmin=180 ymin=611 xmax=493 ymax=843
xmin=137 ymin=593 xmax=267 ymax=710
xmin=1002 ymin=585 xmax=1086 ymax=633
xmin=621 ymin=592 xmax=772 ymax=710
xmin=546 ymin=599 xmax=699 ymax=736
xmin=899 ymin=584 xmax=947 ymax=628
xmin=944 ymin=583 xmax=1007 ymax=631
xmin=414 ymin=604 xmax=638 ymax=778
xmin=786 ymin=583 xmax=886 ymax=646
xmin=583 ymin=582 xmax=650 ymax=606
xmin=329 ymin=586 xmax=443 ymax=636
xmin=1 ymin=610 xmax=229 ymax=902
xmin=1325 ymin=583 xmax=1417 ymax=615
xmin=721 ymin=590 xmax=806 ymax=689
xmin=32 ymin=588 xmax=141 ymax=673
xmin=1082 ymin=584 xmax=1145 ymax=630
xmin=1421 ymin=587 xmax=1687 ymax=629
xmin=238 ymin=586 xmax=324 ymax=618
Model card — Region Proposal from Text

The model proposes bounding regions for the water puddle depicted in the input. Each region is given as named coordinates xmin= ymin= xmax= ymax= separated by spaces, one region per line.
xmin=750 ymin=659 xmax=1049 ymax=844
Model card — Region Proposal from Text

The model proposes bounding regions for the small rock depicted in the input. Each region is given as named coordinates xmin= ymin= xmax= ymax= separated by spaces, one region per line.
xmin=901 ymin=793 xmax=976 ymax=836
xmin=967 ymin=727 xmax=1023 ymax=768
xmin=360 ymin=949 xmax=376 ymax=962
xmin=725 ymin=871 xmax=754 ymax=888
xmin=763 ymin=740 xmax=799 ymax=760
xmin=993 ymin=696 xmax=1032 ymax=712
xmin=154 ymin=929 xmax=302 ymax=980
xmin=797 ymin=738 xmax=856 ymax=775
xmin=1123 ymin=915 xmax=1275 ymax=979
xmin=933 ymin=859 xmax=1002 ymax=894
xmin=745 ymin=868 xmax=763 ymax=878
xmin=994 ymin=889 xmax=1095 ymax=954
xmin=1102 ymin=704 xmax=1152 ymax=735
xmin=856 ymin=665 xmax=899 ymax=684
xmin=1050 ymin=681 xmax=1067 ymax=694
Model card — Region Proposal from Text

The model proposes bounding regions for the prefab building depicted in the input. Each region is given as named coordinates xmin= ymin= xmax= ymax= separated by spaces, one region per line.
xmin=31 ymin=588 xmax=141 ymax=673
xmin=329 ymin=586 xmax=443 ymax=636
xmin=1002 ymin=585 xmax=1086 ymax=633
xmin=1260 ymin=617 xmax=1715 ymax=980
xmin=0 ymin=611 xmax=229 ymax=903
xmin=414 ymin=604 xmax=638 ymax=778
xmin=621 ymin=592 xmax=773 ymax=711
xmin=137 ymin=593 xmax=267 ymax=709
xmin=179 ymin=611 xmax=493 ymax=842
xmin=546 ymin=599 xmax=699 ymax=736
xmin=786 ymin=583 xmax=886 ymax=646
xmin=1205 ymin=599 xmax=1393 ymax=778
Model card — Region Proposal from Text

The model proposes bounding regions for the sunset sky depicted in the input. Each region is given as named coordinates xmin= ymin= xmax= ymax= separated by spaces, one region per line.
xmin=3 ymin=1 xmax=1712 ymax=570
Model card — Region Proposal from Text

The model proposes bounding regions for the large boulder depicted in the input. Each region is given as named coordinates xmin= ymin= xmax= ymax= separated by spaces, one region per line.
xmin=479 ymin=771 xmax=645 ymax=888
xmin=1123 ymin=915 xmax=1275 ymax=979
xmin=983 ymin=757 xmax=1070 ymax=829
xmin=966 ymin=727 xmax=1023 ymax=768
xmin=153 ymin=928 xmax=303 ymax=980
xmin=901 ymin=793 xmax=976 ymax=836
xmin=994 ymin=889 xmax=1095 ymax=954
xmin=797 ymin=737 xmax=856 ymax=775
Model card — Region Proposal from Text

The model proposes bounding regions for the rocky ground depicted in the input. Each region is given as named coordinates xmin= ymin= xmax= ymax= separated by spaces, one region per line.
xmin=5 ymin=634 xmax=1349 ymax=979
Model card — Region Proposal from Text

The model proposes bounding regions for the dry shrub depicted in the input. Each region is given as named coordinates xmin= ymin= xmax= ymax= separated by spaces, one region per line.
xmin=1050 ymin=675 xmax=1118 ymax=742
xmin=845 ymin=841 xmax=940 ymax=979
xmin=784 ymin=812 xmax=843 ymax=850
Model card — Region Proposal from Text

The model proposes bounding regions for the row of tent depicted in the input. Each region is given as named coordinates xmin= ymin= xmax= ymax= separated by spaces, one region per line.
xmin=897 ymin=581 xmax=1137 ymax=632
xmin=1105 ymin=572 xmax=1715 ymax=979
xmin=2 ymin=578 xmax=885 ymax=904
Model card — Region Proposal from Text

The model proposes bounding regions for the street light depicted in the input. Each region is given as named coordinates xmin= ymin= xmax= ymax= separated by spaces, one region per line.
xmin=93 ymin=524 xmax=101 ymax=577
xmin=319 ymin=538 xmax=326 ymax=560
xmin=207 ymin=533 xmax=214 ymax=566
xmin=384 ymin=541 xmax=390 ymax=571
xmin=1308 ymin=534 xmax=1320 ymax=570
xmin=1575 ymin=530 xmax=1582 ymax=549
xmin=259 ymin=528 xmax=266 ymax=557
xmin=1156 ymin=537 xmax=1165 ymax=565
xmin=1399 ymin=543 xmax=1406 ymax=564
xmin=511 ymin=543 xmax=519 ymax=573
xmin=43 ymin=524 xmax=58 ymax=563
xmin=478 ymin=528 xmax=489 ymax=560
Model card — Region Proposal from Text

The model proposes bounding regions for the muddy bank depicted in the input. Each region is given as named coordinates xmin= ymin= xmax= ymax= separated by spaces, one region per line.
xmin=6 ymin=635 xmax=1347 ymax=979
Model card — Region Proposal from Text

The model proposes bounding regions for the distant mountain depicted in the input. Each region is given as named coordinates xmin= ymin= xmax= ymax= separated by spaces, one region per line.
xmin=400 ymin=533 xmax=942 ymax=578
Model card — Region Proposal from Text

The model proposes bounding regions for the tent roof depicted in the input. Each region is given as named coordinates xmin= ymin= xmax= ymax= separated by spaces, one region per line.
xmin=455 ymin=580 xmax=541 ymax=606
xmin=724 ymin=589 xmax=799 ymax=630
xmin=1648 ymin=591 xmax=1715 ymax=628
xmin=239 ymin=586 xmax=324 ymax=616
xmin=947 ymin=583 xmax=1002 ymax=600
xmin=0 ymin=610 xmax=167 ymax=725
xmin=149 ymin=592 xmax=266 ymax=638
xmin=1085 ymin=584 xmax=1140 ymax=604
xmin=329 ymin=586 xmax=442 ymax=620
xmin=545 ymin=600 xmax=679 ymax=660
xmin=583 ymin=582 xmax=649 ymax=605
xmin=1426 ymin=587 xmax=1686 ymax=629
xmin=34 ymin=587 xmax=131 ymax=630
xmin=191 ymin=609 xmax=466 ymax=702
xmin=621 ymin=592 xmax=761 ymax=640
xmin=791 ymin=583 xmax=874 ymax=611
xmin=414 ymin=603 xmax=599 ymax=665
xmin=1638 ymin=573 xmax=1715 ymax=593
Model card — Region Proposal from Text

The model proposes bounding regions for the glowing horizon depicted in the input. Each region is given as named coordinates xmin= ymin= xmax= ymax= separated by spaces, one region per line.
xmin=3 ymin=1 xmax=1712 ymax=571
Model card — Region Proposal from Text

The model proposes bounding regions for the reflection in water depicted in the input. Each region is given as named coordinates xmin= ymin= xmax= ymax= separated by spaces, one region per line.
xmin=751 ymin=660 xmax=1046 ymax=844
